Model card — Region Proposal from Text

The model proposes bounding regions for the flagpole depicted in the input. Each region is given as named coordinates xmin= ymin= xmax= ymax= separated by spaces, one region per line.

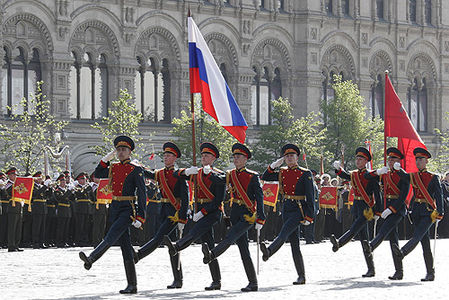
xmin=384 ymin=70 xmax=389 ymax=166
xmin=188 ymin=9 xmax=196 ymax=167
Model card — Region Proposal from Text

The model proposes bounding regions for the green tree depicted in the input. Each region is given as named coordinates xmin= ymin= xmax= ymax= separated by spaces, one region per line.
xmin=251 ymin=97 xmax=329 ymax=173
xmin=0 ymin=81 xmax=68 ymax=174
xmin=171 ymin=95 xmax=235 ymax=169
xmin=428 ymin=112 xmax=449 ymax=174
xmin=321 ymin=75 xmax=384 ymax=170
xmin=91 ymin=89 xmax=146 ymax=158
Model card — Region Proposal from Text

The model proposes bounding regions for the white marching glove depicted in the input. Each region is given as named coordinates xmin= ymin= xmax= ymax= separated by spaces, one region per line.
xmin=376 ymin=166 xmax=389 ymax=176
xmin=203 ymin=165 xmax=212 ymax=175
xmin=373 ymin=215 xmax=380 ymax=221
xmin=333 ymin=160 xmax=341 ymax=170
xmin=270 ymin=157 xmax=284 ymax=169
xmin=193 ymin=211 xmax=204 ymax=222
xmin=393 ymin=162 xmax=401 ymax=170
xmin=177 ymin=223 xmax=185 ymax=231
xmin=381 ymin=208 xmax=393 ymax=219
xmin=44 ymin=179 xmax=52 ymax=187
xmin=185 ymin=166 xmax=199 ymax=176
xmin=132 ymin=219 xmax=142 ymax=228
xmin=255 ymin=223 xmax=263 ymax=231
xmin=302 ymin=220 xmax=311 ymax=226
xmin=101 ymin=149 xmax=116 ymax=163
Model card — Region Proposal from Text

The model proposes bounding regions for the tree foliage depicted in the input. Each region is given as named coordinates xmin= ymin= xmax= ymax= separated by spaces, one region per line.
xmin=0 ymin=81 xmax=68 ymax=174
xmin=250 ymin=97 xmax=329 ymax=173
xmin=321 ymin=75 xmax=384 ymax=170
xmin=428 ymin=112 xmax=449 ymax=174
xmin=171 ymin=95 xmax=235 ymax=169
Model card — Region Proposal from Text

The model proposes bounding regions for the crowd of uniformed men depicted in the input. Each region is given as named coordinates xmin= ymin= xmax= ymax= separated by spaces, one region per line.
xmin=1 ymin=136 xmax=449 ymax=294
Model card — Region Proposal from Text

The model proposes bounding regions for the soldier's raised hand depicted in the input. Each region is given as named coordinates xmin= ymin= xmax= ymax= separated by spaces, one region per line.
xmin=185 ymin=166 xmax=199 ymax=176
xmin=193 ymin=211 xmax=204 ymax=222
xmin=255 ymin=223 xmax=263 ymax=231
xmin=101 ymin=149 xmax=116 ymax=163
xmin=270 ymin=157 xmax=284 ymax=169
xmin=132 ymin=219 xmax=142 ymax=229
xmin=333 ymin=160 xmax=341 ymax=170
xmin=376 ymin=166 xmax=389 ymax=175
xmin=393 ymin=162 xmax=401 ymax=170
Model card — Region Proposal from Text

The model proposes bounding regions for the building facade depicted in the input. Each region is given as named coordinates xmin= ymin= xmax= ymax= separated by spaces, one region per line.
xmin=1 ymin=0 xmax=448 ymax=174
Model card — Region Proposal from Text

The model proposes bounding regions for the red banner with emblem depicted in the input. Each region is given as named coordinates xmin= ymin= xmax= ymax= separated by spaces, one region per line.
xmin=319 ymin=186 xmax=338 ymax=209
xmin=96 ymin=179 xmax=112 ymax=205
xmin=11 ymin=177 xmax=34 ymax=203
xmin=263 ymin=183 xmax=279 ymax=208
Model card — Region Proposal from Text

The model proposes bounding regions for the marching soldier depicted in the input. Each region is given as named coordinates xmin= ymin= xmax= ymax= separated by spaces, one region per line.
xmin=201 ymin=143 xmax=265 ymax=292
xmin=392 ymin=147 xmax=444 ymax=281
xmin=79 ymin=136 xmax=146 ymax=294
xmin=0 ymin=172 xmax=8 ymax=248
xmin=54 ymin=174 xmax=73 ymax=247
xmin=330 ymin=147 xmax=382 ymax=277
xmin=5 ymin=167 xmax=23 ymax=252
xmin=31 ymin=172 xmax=51 ymax=249
xmin=164 ymin=142 xmax=226 ymax=291
xmin=135 ymin=142 xmax=189 ymax=289
xmin=361 ymin=147 xmax=410 ymax=280
xmin=73 ymin=172 xmax=95 ymax=247
xmin=260 ymin=144 xmax=314 ymax=285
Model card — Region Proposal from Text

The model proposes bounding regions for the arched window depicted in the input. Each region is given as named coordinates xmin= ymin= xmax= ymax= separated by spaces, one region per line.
xmin=278 ymin=0 xmax=285 ymax=11
xmin=2 ymin=47 xmax=12 ymax=115
xmin=69 ymin=52 xmax=80 ymax=119
xmin=97 ymin=54 xmax=108 ymax=118
xmin=271 ymin=68 xmax=282 ymax=101
xmin=326 ymin=0 xmax=333 ymax=15
xmin=342 ymin=0 xmax=350 ymax=16
xmin=220 ymin=63 xmax=228 ymax=83
xmin=408 ymin=78 xmax=427 ymax=132
xmin=79 ymin=53 xmax=92 ymax=119
xmin=371 ymin=74 xmax=384 ymax=119
xmin=376 ymin=0 xmax=384 ymax=20
xmin=424 ymin=0 xmax=432 ymax=25
xmin=409 ymin=0 xmax=417 ymax=23
xmin=134 ymin=57 xmax=169 ymax=123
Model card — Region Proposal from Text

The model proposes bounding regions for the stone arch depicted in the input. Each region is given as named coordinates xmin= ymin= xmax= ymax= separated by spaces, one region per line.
xmin=406 ymin=52 xmax=437 ymax=84
xmin=69 ymin=20 xmax=120 ymax=60
xmin=320 ymin=44 xmax=356 ymax=80
xmin=198 ymin=17 xmax=241 ymax=46
xmin=369 ymin=50 xmax=393 ymax=80
xmin=251 ymin=38 xmax=292 ymax=73
xmin=320 ymin=31 xmax=358 ymax=53
xmin=204 ymin=32 xmax=239 ymax=67
xmin=70 ymin=4 xmax=122 ymax=31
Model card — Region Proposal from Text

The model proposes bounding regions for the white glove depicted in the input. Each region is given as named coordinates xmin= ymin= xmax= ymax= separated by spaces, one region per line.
xmin=203 ymin=165 xmax=212 ymax=175
xmin=302 ymin=220 xmax=311 ymax=226
xmin=373 ymin=215 xmax=380 ymax=221
xmin=333 ymin=160 xmax=341 ymax=170
xmin=101 ymin=149 xmax=116 ymax=163
xmin=270 ymin=157 xmax=284 ymax=169
xmin=381 ymin=208 xmax=392 ymax=219
xmin=44 ymin=179 xmax=52 ymax=187
xmin=255 ymin=223 xmax=263 ymax=230
xmin=177 ymin=223 xmax=185 ymax=231
xmin=193 ymin=211 xmax=204 ymax=222
xmin=67 ymin=183 xmax=75 ymax=191
xmin=185 ymin=166 xmax=199 ymax=176
xmin=376 ymin=166 xmax=389 ymax=176
xmin=393 ymin=162 xmax=401 ymax=170
xmin=132 ymin=219 xmax=142 ymax=228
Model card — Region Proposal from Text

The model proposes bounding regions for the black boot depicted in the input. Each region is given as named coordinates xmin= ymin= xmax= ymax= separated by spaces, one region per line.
xmin=421 ymin=251 xmax=435 ymax=282
xmin=391 ymin=243 xmax=404 ymax=259
xmin=79 ymin=240 xmax=110 ymax=270
xmin=330 ymin=234 xmax=339 ymax=252
xmin=362 ymin=241 xmax=375 ymax=278
xmin=167 ymin=253 xmax=183 ymax=289
xmin=388 ymin=245 xmax=403 ymax=280
xmin=205 ymin=259 xmax=221 ymax=290
xmin=241 ymin=258 xmax=258 ymax=292
xmin=292 ymin=250 xmax=306 ymax=285
xmin=202 ymin=243 xmax=214 ymax=264
xmin=260 ymin=242 xmax=270 ymax=261
xmin=163 ymin=236 xmax=178 ymax=257
xmin=119 ymin=260 xmax=137 ymax=294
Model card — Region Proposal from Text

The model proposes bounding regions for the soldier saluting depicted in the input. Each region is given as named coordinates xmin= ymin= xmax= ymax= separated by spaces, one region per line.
xmin=135 ymin=142 xmax=189 ymax=289
xmin=202 ymin=143 xmax=265 ymax=292
xmin=260 ymin=144 xmax=314 ymax=285
xmin=392 ymin=147 xmax=444 ymax=281
xmin=79 ymin=136 xmax=146 ymax=294
xmin=330 ymin=147 xmax=382 ymax=278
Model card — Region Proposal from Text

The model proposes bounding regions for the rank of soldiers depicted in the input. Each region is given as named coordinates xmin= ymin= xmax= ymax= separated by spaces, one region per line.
xmin=0 ymin=136 xmax=445 ymax=295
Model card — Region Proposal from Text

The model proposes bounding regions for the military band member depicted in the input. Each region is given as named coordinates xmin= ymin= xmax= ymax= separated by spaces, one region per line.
xmin=31 ymin=171 xmax=51 ymax=249
xmin=79 ymin=136 xmax=146 ymax=294
xmin=330 ymin=147 xmax=381 ymax=277
xmin=5 ymin=167 xmax=23 ymax=252
xmin=202 ymin=143 xmax=265 ymax=292
xmin=360 ymin=147 xmax=409 ymax=280
xmin=54 ymin=174 xmax=73 ymax=248
xmin=91 ymin=173 xmax=108 ymax=247
xmin=73 ymin=173 xmax=95 ymax=246
xmin=392 ymin=147 xmax=444 ymax=281
xmin=0 ymin=172 xmax=8 ymax=248
xmin=46 ymin=176 xmax=58 ymax=247
xmin=164 ymin=142 xmax=226 ymax=291
xmin=260 ymin=144 xmax=314 ymax=285
xmin=134 ymin=142 xmax=189 ymax=289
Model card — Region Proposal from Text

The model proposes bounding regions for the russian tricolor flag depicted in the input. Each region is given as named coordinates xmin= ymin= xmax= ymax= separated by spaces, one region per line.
xmin=188 ymin=17 xmax=248 ymax=143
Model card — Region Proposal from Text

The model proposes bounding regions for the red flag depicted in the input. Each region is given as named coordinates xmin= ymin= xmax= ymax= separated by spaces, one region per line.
xmin=384 ymin=73 xmax=426 ymax=172
xmin=319 ymin=186 xmax=338 ymax=209
xmin=148 ymin=153 xmax=155 ymax=160
xmin=262 ymin=183 xmax=279 ymax=210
